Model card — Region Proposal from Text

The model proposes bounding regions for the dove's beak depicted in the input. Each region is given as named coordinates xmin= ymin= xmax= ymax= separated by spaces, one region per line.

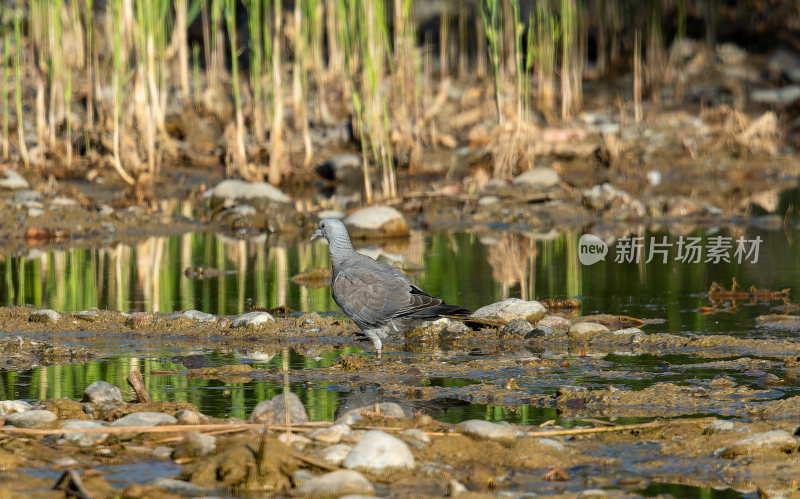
xmin=311 ymin=229 xmax=323 ymax=241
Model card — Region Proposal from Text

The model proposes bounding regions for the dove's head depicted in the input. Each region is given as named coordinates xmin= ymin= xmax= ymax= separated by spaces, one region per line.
xmin=311 ymin=218 xmax=350 ymax=245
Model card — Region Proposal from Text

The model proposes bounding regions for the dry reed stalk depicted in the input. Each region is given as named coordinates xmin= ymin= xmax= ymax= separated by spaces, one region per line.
xmin=268 ymin=0 xmax=284 ymax=185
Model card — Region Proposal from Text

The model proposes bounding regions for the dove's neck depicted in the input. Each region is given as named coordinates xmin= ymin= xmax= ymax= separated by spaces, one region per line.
xmin=328 ymin=235 xmax=355 ymax=268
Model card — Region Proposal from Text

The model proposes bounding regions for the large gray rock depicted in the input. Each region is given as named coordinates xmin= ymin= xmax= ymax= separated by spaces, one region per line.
xmin=110 ymin=412 xmax=177 ymax=427
xmin=6 ymin=409 xmax=57 ymax=428
xmin=343 ymin=206 xmax=409 ymax=238
xmin=472 ymin=298 xmax=545 ymax=323
xmin=343 ymin=430 xmax=415 ymax=472
xmin=60 ymin=420 xmax=109 ymax=447
xmin=512 ymin=167 xmax=561 ymax=189
xmin=296 ymin=470 xmax=374 ymax=497
xmin=0 ymin=169 xmax=29 ymax=190
xmin=717 ymin=430 xmax=798 ymax=458
xmin=212 ymin=179 xmax=292 ymax=204
xmin=250 ymin=392 xmax=309 ymax=424
xmin=457 ymin=420 xmax=520 ymax=442
xmin=83 ymin=381 xmax=124 ymax=405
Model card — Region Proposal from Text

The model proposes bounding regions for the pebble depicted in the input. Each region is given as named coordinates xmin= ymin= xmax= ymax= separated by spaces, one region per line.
xmin=176 ymin=409 xmax=206 ymax=425
xmin=315 ymin=154 xmax=362 ymax=182
xmin=212 ymin=179 xmax=292 ymax=204
xmin=537 ymin=315 xmax=571 ymax=331
xmin=335 ymin=401 xmax=410 ymax=425
xmin=717 ymin=430 xmax=799 ymax=458
xmin=703 ymin=420 xmax=735 ymax=434
xmin=478 ymin=195 xmax=499 ymax=206
xmin=0 ymin=169 xmax=30 ymax=190
xmin=343 ymin=430 xmax=416 ymax=472
xmin=230 ymin=311 xmax=275 ymax=328
xmin=13 ymin=190 xmax=42 ymax=203
xmin=28 ymin=309 xmax=61 ymax=324
xmin=6 ymin=409 xmax=58 ymax=428
xmin=512 ymin=167 xmax=561 ymax=189
xmin=278 ymin=432 xmax=313 ymax=449
xmin=402 ymin=428 xmax=430 ymax=444
xmin=110 ymin=412 xmax=178 ymax=427
xmin=250 ymin=392 xmax=309 ymax=424
xmin=82 ymin=380 xmax=124 ymax=405
xmin=0 ymin=400 xmax=32 ymax=416
xmin=74 ymin=309 xmax=99 ymax=322
xmin=152 ymin=446 xmax=174 ymax=460
xmin=499 ymin=318 xmax=535 ymax=340
xmin=52 ymin=457 xmax=80 ymax=468
xmin=59 ymin=420 xmax=109 ymax=447
xmin=535 ymin=437 xmax=565 ymax=452
xmin=567 ymin=322 xmax=611 ymax=341
xmin=457 ymin=420 xmax=520 ymax=442
xmin=296 ymin=470 xmax=374 ymax=497
xmin=172 ymin=432 xmax=217 ymax=458
xmin=447 ymin=479 xmax=469 ymax=496
xmin=344 ymin=206 xmax=409 ymax=238
xmin=472 ymin=298 xmax=546 ymax=323
xmin=148 ymin=478 xmax=215 ymax=497
xmin=292 ymin=469 xmax=316 ymax=487
xmin=750 ymin=85 xmax=800 ymax=106
xmin=309 ymin=423 xmax=351 ymax=444
xmin=173 ymin=309 xmax=217 ymax=323
xmin=316 ymin=443 xmax=353 ymax=466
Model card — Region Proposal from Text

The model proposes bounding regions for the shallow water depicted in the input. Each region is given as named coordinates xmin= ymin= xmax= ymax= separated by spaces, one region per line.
xmin=0 ymin=226 xmax=798 ymax=424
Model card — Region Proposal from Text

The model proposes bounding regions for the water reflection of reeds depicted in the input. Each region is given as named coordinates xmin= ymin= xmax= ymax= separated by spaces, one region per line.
xmin=1 ymin=229 xmax=798 ymax=336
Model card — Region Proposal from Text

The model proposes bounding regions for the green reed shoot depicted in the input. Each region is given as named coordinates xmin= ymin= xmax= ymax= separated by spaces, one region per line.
xmin=2 ymin=34 xmax=10 ymax=160
xmin=13 ymin=7 xmax=29 ymax=167
xmin=244 ymin=0 xmax=265 ymax=142
xmin=65 ymin=67 xmax=72 ymax=166
xmin=192 ymin=43 xmax=201 ymax=103
xmin=268 ymin=0 xmax=284 ymax=186
xmin=481 ymin=0 xmax=503 ymax=123
xmin=224 ymin=0 xmax=246 ymax=174
xmin=534 ymin=2 xmax=559 ymax=121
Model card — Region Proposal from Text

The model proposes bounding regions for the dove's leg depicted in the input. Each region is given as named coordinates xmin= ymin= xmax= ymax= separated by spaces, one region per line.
xmin=363 ymin=328 xmax=386 ymax=359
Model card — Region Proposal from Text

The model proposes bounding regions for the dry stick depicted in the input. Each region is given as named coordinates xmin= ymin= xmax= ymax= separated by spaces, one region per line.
xmin=0 ymin=423 xmax=330 ymax=437
xmin=126 ymin=370 xmax=151 ymax=403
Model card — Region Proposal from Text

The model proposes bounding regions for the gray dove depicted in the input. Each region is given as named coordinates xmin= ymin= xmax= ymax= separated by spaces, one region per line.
xmin=311 ymin=218 xmax=470 ymax=358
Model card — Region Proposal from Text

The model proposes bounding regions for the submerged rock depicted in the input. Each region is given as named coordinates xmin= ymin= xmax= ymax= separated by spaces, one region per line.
xmin=457 ymin=420 xmax=520 ymax=442
xmin=6 ymin=409 xmax=58 ymax=428
xmin=296 ymin=470 xmax=374 ymax=498
xmin=83 ymin=381 xmax=124 ymax=405
xmin=472 ymin=298 xmax=545 ymax=323
xmin=344 ymin=206 xmax=409 ymax=238
xmin=250 ymin=392 xmax=309 ymax=424
xmin=343 ymin=430 xmax=415 ymax=472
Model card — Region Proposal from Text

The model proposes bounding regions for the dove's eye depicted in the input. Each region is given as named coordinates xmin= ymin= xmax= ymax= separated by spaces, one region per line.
xmin=321 ymin=223 xmax=326 ymax=229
